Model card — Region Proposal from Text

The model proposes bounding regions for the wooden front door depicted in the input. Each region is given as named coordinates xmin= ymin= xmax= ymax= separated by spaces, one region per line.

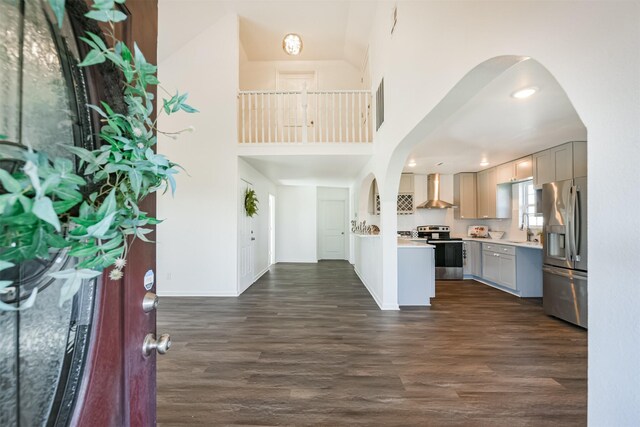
xmin=72 ymin=0 xmax=161 ymax=425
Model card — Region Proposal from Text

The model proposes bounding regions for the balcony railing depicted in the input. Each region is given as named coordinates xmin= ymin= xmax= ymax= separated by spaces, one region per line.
xmin=238 ymin=89 xmax=372 ymax=144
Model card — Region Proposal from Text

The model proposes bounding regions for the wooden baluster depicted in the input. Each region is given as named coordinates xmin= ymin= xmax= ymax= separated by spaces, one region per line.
xmin=294 ymin=92 xmax=298 ymax=142
xmin=338 ymin=92 xmax=342 ymax=143
xmin=267 ymin=93 xmax=271 ymax=143
xmin=331 ymin=93 xmax=335 ymax=142
xmin=351 ymin=92 xmax=356 ymax=142
xmin=358 ymin=92 xmax=363 ymax=143
xmin=314 ymin=92 xmax=318 ymax=143
xmin=366 ymin=93 xmax=370 ymax=142
xmin=261 ymin=93 xmax=265 ymax=143
xmin=241 ymin=93 xmax=245 ymax=143
xmin=248 ymin=93 xmax=252 ymax=143
xmin=302 ymin=85 xmax=308 ymax=143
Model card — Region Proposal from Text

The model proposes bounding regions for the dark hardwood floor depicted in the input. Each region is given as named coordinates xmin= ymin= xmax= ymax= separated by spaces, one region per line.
xmin=157 ymin=261 xmax=587 ymax=426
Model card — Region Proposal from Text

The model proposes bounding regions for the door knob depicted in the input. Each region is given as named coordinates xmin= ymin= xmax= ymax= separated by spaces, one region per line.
xmin=142 ymin=333 xmax=171 ymax=356
xmin=142 ymin=292 xmax=159 ymax=313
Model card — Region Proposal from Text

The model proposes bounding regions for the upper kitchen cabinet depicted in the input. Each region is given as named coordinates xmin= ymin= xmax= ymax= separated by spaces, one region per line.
xmin=497 ymin=156 xmax=533 ymax=184
xmin=533 ymin=141 xmax=587 ymax=187
xmin=573 ymin=141 xmax=587 ymax=178
xmin=454 ymin=173 xmax=477 ymax=219
xmin=551 ymin=142 xmax=573 ymax=181
xmin=399 ymin=173 xmax=415 ymax=193
xmin=477 ymin=167 xmax=511 ymax=219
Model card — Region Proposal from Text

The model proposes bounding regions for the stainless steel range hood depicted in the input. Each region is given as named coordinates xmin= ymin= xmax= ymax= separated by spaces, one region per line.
xmin=416 ymin=173 xmax=454 ymax=209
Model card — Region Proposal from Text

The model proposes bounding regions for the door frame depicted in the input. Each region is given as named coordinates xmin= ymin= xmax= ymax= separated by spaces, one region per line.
xmin=317 ymin=199 xmax=348 ymax=260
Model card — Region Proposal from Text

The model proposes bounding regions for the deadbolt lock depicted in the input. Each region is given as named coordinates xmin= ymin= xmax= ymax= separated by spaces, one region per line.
xmin=142 ymin=292 xmax=159 ymax=312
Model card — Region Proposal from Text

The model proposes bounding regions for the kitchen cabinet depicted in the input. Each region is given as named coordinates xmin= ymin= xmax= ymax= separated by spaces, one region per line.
xmin=463 ymin=241 xmax=482 ymax=277
xmin=398 ymin=173 xmax=414 ymax=193
xmin=552 ymin=142 xmax=573 ymax=181
xmin=497 ymin=156 xmax=533 ymax=184
xmin=374 ymin=174 xmax=415 ymax=214
xmin=477 ymin=168 xmax=510 ymax=219
xmin=533 ymin=141 xmax=587 ymax=187
xmin=454 ymin=173 xmax=477 ymax=219
xmin=496 ymin=162 xmax=514 ymax=184
xmin=472 ymin=242 xmax=542 ymax=297
xmin=533 ymin=150 xmax=554 ymax=187
xmin=573 ymin=141 xmax=587 ymax=178
xmin=482 ymin=243 xmax=516 ymax=290
xmin=514 ymin=156 xmax=533 ymax=181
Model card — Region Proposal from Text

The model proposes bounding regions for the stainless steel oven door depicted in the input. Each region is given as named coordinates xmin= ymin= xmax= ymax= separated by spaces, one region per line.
xmin=428 ymin=241 xmax=463 ymax=280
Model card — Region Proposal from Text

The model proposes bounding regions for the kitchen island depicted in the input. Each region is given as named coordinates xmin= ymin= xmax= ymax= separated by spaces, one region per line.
xmin=397 ymin=238 xmax=435 ymax=306
xmin=353 ymin=235 xmax=437 ymax=309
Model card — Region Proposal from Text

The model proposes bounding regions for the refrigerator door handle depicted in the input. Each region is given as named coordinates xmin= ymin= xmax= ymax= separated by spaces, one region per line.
xmin=568 ymin=185 xmax=577 ymax=262
xmin=574 ymin=185 xmax=582 ymax=262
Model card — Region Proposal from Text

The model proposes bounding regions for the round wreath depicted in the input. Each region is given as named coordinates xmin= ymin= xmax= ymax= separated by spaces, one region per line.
xmin=244 ymin=188 xmax=259 ymax=217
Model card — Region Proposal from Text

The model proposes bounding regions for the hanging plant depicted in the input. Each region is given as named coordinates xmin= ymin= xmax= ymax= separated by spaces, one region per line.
xmin=244 ymin=188 xmax=259 ymax=217
xmin=0 ymin=0 xmax=197 ymax=310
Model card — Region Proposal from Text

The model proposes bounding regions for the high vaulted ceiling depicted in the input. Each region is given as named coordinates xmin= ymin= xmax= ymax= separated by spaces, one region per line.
xmin=405 ymin=59 xmax=587 ymax=175
xmin=159 ymin=1 xmax=374 ymax=66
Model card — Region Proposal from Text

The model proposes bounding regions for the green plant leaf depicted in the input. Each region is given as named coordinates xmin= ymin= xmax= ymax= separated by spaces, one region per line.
xmin=49 ymin=268 xmax=102 ymax=306
xmin=85 ymin=9 xmax=127 ymax=23
xmin=0 ymin=169 xmax=22 ymax=193
xmin=78 ymin=49 xmax=106 ymax=67
xmin=129 ymin=169 xmax=142 ymax=198
xmin=48 ymin=0 xmax=66 ymax=28
xmin=65 ymin=146 xmax=97 ymax=165
xmin=86 ymin=211 xmax=116 ymax=238
xmin=32 ymin=197 xmax=61 ymax=232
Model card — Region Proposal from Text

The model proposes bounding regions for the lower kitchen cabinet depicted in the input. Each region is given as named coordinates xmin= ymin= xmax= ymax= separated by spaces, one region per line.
xmin=463 ymin=241 xmax=482 ymax=277
xmin=468 ymin=241 xmax=542 ymax=297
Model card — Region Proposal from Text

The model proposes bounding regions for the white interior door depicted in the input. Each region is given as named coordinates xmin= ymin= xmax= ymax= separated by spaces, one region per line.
xmin=239 ymin=180 xmax=255 ymax=292
xmin=268 ymin=193 xmax=275 ymax=266
xmin=277 ymin=71 xmax=316 ymax=137
xmin=319 ymin=200 xmax=346 ymax=260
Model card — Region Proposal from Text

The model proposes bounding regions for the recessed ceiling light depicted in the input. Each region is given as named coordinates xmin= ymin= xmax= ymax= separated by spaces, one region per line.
xmin=480 ymin=160 xmax=490 ymax=167
xmin=511 ymin=86 xmax=538 ymax=99
xmin=407 ymin=160 xmax=416 ymax=167
xmin=283 ymin=33 xmax=303 ymax=56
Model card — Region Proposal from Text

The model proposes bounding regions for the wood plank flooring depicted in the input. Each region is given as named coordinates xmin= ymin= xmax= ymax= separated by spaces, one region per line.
xmin=157 ymin=261 xmax=586 ymax=426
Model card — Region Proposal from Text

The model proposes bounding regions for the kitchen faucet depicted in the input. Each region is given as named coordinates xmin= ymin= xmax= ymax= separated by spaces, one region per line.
xmin=520 ymin=212 xmax=532 ymax=241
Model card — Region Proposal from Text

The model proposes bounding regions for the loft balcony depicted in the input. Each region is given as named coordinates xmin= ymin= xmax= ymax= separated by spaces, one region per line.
xmin=238 ymin=88 xmax=372 ymax=145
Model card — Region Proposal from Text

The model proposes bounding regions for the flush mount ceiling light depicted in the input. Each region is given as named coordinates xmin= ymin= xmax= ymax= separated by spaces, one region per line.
xmin=480 ymin=160 xmax=490 ymax=167
xmin=282 ymin=33 xmax=303 ymax=56
xmin=511 ymin=86 xmax=538 ymax=99
xmin=408 ymin=160 xmax=417 ymax=167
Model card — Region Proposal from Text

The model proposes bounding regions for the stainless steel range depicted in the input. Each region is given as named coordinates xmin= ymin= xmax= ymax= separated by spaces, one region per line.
xmin=417 ymin=225 xmax=463 ymax=280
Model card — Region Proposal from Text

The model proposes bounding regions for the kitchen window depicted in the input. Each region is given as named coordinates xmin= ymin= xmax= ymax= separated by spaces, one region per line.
xmin=518 ymin=181 xmax=543 ymax=227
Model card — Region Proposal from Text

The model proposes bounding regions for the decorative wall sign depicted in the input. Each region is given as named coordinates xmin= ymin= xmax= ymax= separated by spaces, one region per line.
xmin=144 ymin=270 xmax=155 ymax=291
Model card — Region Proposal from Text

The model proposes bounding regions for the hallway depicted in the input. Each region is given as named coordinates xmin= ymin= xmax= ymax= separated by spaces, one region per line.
xmin=157 ymin=261 xmax=586 ymax=426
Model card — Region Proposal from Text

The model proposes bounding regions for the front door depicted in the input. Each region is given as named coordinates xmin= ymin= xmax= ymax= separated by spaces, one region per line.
xmin=318 ymin=200 xmax=346 ymax=260
xmin=239 ymin=180 xmax=255 ymax=293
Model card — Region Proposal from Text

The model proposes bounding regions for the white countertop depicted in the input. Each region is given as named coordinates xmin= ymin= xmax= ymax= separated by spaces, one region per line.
xmin=353 ymin=233 xmax=380 ymax=238
xmin=461 ymin=237 xmax=542 ymax=250
xmin=397 ymin=238 xmax=435 ymax=249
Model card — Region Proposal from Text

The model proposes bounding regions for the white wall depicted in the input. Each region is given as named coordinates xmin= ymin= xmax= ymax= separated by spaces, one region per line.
xmin=156 ymin=12 xmax=239 ymax=296
xmin=238 ymin=158 xmax=277 ymax=289
xmin=275 ymin=186 xmax=318 ymax=263
xmin=240 ymin=59 xmax=364 ymax=90
xmin=359 ymin=1 xmax=640 ymax=422
xmin=317 ymin=187 xmax=350 ymax=259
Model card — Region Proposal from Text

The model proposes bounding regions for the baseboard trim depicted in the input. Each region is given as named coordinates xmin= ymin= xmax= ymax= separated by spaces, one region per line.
xmin=237 ymin=266 xmax=271 ymax=296
xmin=157 ymin=290 xmax=239 ymax=297
xmin=354 ymin=266 xmax=390 ymax=310
xmin=467 ymin=276 xmax=521 ymax=297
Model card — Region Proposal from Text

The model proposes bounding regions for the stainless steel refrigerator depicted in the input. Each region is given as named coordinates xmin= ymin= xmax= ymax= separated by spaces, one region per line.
xmin=541 ymin=177 xmax=588 ymax=328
